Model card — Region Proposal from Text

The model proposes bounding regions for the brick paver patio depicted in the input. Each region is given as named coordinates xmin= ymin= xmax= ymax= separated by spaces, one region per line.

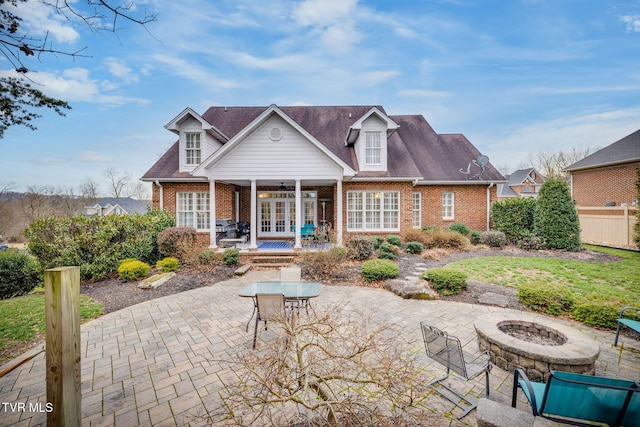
xmin=1 ymin=269 xmax=639 ymax=426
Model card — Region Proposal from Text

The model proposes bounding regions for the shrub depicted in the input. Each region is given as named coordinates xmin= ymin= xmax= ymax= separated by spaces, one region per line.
xmin=516 ymin=231 xmax=542 ymax=250
xmin=517 ymin=283 xmax=574 ymax=315
xmin=572 ymin=295 xmax=625 ymax=329
xmin=378 ymin=242 xmax=398 ymax=260
xmin=425 ymin=268 xmax=467 ymax=295
xmin=386 ymin=235 xmax=402 ymax=247
xmin=421 ymin=225 xmax=439 ymax=232
xmin=491 ymin=197 xmax=536 ymax=243
xmin=480 ymin=231 xmax=507 ymax=248
xmin=421 ymin=248 xmax=449 ymax=261
xmin=222 ymin=248 xmax=240 ymax=266
xmin=401 ymin=228 xmax=429 ymax=246
xmin=0 ymin=251 xmax=42 ymax=300
xmin=405 ymin=242 xmax=424 ymax=254
xmin=302 ymin=247 xmax=348 ymax=280
xmin=157 ymin=226 xmax=198 ymax=261
xmin=156 ymin=257 xmax=180 ymax=272
xmin=422 ymin=229 xmax=470 ymax=250
xmin=447 ymin=222 xmax=470 ymax=236
xmin=198 ymin=249 xmax=219 ymax=265
xmin=534 ymin=178 xmax=581 ymax=251
xmin=118 ymin=260 xmax=151 ymax=281
xmin=371 ymin=236 xmax=385 ymax=249
xmin=361 ymin=259 xmax=400 ymax=282
xmin=469 ymin=230 xmax=482 ymax=245
xmin=346 ymin=235 xmax=375 ymax=260
xmin=25 ymin=209 xmax=175 ymax=280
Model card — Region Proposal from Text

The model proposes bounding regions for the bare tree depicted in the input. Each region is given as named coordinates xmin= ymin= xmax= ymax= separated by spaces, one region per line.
xmin=205 ymin=304 xmax=435 ymax=426
xmin=103 ymin=167 xmax=130 ymax=197
xmin=527 ymin=146 xmax=593 ymax=179
xmin=79 ymin=177 xmax=100 ymax=201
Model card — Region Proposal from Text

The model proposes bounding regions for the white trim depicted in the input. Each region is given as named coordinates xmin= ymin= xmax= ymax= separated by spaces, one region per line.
xmin=412 ymin=192 xmax=422 ymax=229
xmin=442 ymin=191 xmax=454 ymax=220
xmin=346 ymin=190 xmax=400 ymax=232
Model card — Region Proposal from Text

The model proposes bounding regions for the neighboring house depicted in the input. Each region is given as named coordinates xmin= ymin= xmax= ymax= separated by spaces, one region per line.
xmin=85 ymin=197 xmax=149 ymax=217
xmin=497 ymin=168 xmax=545 ymax=200
xmin=565 ymin=129 xmax=640 ymax=206
xmin=141 ymin=105 xmax=505 ymax=249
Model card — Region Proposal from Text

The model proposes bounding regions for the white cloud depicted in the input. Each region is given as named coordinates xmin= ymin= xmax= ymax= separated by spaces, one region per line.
xmin=621 ymin=15 xmax=640 ymax=32
xmin=398 ymin=89 xmax=453 ymax=98
xmin=76 ymin=151 xmax=112 ymax=163
xmin=152 ymin=54 xmax=241 ymax=89
xmin=103 ymin=57 xmax=139 ymax=84
xmin=15 ymin=0 xmax=80 ymax=43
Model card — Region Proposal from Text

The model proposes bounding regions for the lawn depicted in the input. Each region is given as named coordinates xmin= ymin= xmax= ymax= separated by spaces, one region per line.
xmin=0 ymin=292 xmax=103 ymax=364
xmin=446 ymin=245 xmax=640 ymax=306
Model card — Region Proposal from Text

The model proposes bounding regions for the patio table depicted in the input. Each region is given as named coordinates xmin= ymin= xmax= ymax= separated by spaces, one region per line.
xmin=239 ymin=281 xmax=322 ymax=330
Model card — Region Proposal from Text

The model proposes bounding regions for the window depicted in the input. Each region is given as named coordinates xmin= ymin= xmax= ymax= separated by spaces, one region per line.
xmin=365 ymin=131 xmax=381 ymax=165
xmin=442 ymin=192 xmax=454 ymax=220
xmin=412 ymin=192 xmax=422 ymax=228
xmin=347 ymin=191 xmax=399 ymax=231
xmin=185 ymin=132 xmax=201 ymax=165
xmin=177 ymin=192 xmax=210 ymax=230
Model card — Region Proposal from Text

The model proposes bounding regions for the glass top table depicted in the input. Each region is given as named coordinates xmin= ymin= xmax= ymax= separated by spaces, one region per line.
xmin=239 ymin=281 xmax=323 ymax=299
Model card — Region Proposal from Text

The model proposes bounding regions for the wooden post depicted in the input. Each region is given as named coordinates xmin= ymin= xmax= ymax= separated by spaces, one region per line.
xmin=45 ymin=266 xmax=81 ymax=427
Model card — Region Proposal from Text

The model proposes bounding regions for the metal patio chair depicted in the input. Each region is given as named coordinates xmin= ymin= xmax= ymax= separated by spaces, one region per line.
xmin=253 ymin=293 xmax=286 ymax=349
xmin=280 ymin=266 xmax=310 ymax=314
xmin=420 ymin=322 xmax=492 ymax=419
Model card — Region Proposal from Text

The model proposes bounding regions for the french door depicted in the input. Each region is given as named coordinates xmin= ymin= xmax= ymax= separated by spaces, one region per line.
xmin=258 ymin=192 xmax=317 ymax=237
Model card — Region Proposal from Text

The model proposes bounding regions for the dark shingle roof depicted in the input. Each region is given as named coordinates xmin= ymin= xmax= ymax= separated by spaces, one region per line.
xmin=91 ymin=197 xmax=149 ymax=214
xmin=565 ymin=129 xmax=640 ymax=171
xmin=142 ymin=105 xmax=505 ymax=182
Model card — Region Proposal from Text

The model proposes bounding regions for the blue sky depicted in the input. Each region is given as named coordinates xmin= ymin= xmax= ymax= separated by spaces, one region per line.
xmin=2 ymin=0 xmax=640 ymax=195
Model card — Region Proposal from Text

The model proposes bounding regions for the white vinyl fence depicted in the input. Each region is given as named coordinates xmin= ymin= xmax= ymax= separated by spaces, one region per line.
xmin=577 ymin=206 xmax=638 ymax=250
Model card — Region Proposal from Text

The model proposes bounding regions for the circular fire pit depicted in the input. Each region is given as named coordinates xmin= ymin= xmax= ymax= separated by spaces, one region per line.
xmin=474 ymin=313 xmax=600 ymax=382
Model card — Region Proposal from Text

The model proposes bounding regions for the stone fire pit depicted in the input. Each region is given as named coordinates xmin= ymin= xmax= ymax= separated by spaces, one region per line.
xmin=474 ymin=313 xmax=600 ymax=382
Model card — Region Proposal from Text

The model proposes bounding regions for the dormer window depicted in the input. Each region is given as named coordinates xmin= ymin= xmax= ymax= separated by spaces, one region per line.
xmin=365 ymin=131 xmax=381 ymax=165
xmin=185 ymin=132 xmax=201 ymax=165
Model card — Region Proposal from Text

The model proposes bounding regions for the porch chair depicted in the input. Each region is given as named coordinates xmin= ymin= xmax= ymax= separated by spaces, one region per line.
xmin=253 ymin=293 xmax=286 ymax=349
xmin=280 ymin=266 xmax=309 ymax=313
xmin=420 ymin=322 xmax=492 ymax=419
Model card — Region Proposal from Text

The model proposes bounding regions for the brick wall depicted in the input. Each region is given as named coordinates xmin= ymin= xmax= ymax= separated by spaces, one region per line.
xmin=570 ymin=162 xmax=639 ymax=206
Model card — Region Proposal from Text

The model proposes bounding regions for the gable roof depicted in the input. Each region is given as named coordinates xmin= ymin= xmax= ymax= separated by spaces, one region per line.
xmin=565 ymin=129 xmax=640 ymax=172
xmin=142 ymin=105 xmax=505 ymax=183
xmin=87 ymin=197 xmax=149 ymax=214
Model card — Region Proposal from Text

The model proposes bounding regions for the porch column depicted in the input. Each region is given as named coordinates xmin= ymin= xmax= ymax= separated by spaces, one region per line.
xmin=209 ymin=180 xmax=217 ymax=249
xmin=294 ymin=179 xmax=302 ymax=249
xmin=249 ymin=179 xmax=258 ymax=250
xmin=336 ymin=179 xmax=343 ymax=246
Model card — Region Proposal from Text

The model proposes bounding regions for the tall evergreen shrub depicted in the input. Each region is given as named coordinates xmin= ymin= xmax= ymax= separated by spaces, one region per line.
xmin=490 ymin=197 xmax=536 ymax=243
xmin=534 ymin=178 xmax=581 ymax=251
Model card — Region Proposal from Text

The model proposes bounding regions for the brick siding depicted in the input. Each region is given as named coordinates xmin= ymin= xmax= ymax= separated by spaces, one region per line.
xmin=570 ymin=162 xmax=639 ymax=206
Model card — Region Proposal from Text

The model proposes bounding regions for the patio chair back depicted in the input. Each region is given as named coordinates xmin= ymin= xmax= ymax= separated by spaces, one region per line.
xmin=421 ymin=323 xmax=468 ymax=378
xmin=253 ymin=293 xmax=286 ymax=349
xmin=280 ymin=266 xmax=301 ymax=282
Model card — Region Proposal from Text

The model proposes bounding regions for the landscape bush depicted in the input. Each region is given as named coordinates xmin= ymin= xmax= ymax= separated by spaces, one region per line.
xmin=516 ymin=231 xmax=542 ymax=250
xmin=25 ymin=209 xmax=175 ymax=280
xmin=118 ymin=260 xmax=151 ymax=281
xmin=424 ymin=268 xmax=467 ymax=295
xmin=0 ymin=251 xmax=42 ymax=300
xmin=156 ymin=257 xmax=180 ymax=272
xmin=480 ymin=230 xmax=507 ymax=248
xmin=422 ymin=229 xmax=470 ymax=250
xmin=302 ymin=247 xmax=348 ymax=280
xmin=534 ymin=178 xmax=581 ymax=251
xmin=571 ymin=295 xmax=624 ymax=329
xmin=198 ymin=249 xmax=219 ymax=265
xmin=361 ymin=259 xmax=400 ymax=282
xmin=346 ymin=235 xmax=374 ymax=260
xmin=469 ymin=230 xmax=482 ymax=245
xmin=447 ymin=222 xmax=470 ymax=236
xmin=421 ymin=225 xmax=439 ymax=232
xmin=517 ymin=282 xmax=574 ymax=315
xmin=371 ymin=236 xmax=385 ymax=249
xmin=401 ymin=228 xmax=429 ymax=246
xmin=491 ymin=197 xmax=536 ymax=243
xmin=222 ymin=248 xmax=240 ymax=266
xmin=157 ymin=226 xmax=199 ymax=261
xmin=421 ymin=248 xmax=449 ymax=261
xmin=377 ymin=242 xmax=398 ymax=259
xmin=386 ymin=235 xmax=402 ymax=247
xmin=405 ymin=241 xmax=424 ymax=254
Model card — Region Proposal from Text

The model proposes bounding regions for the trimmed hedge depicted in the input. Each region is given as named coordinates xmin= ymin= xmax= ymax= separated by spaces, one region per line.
xmin=361 ymin=259 xmax=400 ymax=282
xmin=571 ymin=295 xmax=624 ymax=329
xmin=118 ymin=260 xmax=151 ymax=281
xmin=405 ymin=242 xmax=424 ymax=254
xmin=156 ymin=257 xmax=180 ymax=272
xmin=222 ymin=248 xmax=240 ymax=265
xmin=491 ymin=197 xmax=536 ymax=243
xmin=517 ymin=282 xmax=574 ymax=316
xmin=534 ymin=178 xmax=581 ymax=251
xmin=425 ymin=268 xmax=467 ymax=295
xmin=157 ymin=226 xmax=198 ymax=261
xmin=0 ymin=251 xmax=42 ymax=300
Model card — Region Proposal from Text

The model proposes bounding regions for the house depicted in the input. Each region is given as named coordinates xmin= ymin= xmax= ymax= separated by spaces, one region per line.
xmin=85 ymin=197 xmax=149 ymax=217
xmin=565 ymin=129 xmax=640 ymax=206
xmin=141 ymin=105 xmax=505 ymax=249
xmin=497 ymin=168 xmax=545 ymax=200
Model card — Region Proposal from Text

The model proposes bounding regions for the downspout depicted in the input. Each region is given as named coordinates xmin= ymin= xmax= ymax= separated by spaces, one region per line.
xmin=155 ymin=180 xmax=164 ymax=210
xmin=486 ymin=182 xmax=494 ymax=231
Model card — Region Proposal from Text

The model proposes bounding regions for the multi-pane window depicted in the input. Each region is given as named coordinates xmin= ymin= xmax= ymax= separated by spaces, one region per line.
xmin=347 ymin=191 xmax=399 ymax=231
xmin=185 ymin=132 xmax=201 ymax=165
xmin=412 ymin=192 xmax=422 ymax=228
xmin=177 ymin=192 xmax=210 ymax=230
xmin=365 ymin=131 xmax=381 ymax=165
xmin=442 ymin=192 xmax=454 ymax=220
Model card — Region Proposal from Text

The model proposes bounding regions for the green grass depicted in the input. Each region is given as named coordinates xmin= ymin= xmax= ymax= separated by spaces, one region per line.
xmin=0 ymin=292 xmax=103 ymax=362
xmin=445 ymin=245 xmax=640 ymax=306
